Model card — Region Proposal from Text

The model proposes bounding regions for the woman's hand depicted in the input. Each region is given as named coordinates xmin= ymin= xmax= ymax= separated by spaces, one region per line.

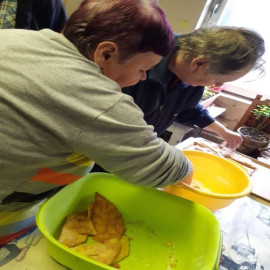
xmin=222 ymin=129 xmax=243 ymax=150
xmin=204 ymin=121 xmax=243 ymax=150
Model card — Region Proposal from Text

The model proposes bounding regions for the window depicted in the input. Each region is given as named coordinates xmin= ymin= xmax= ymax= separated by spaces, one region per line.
xmin=197 ymin=0 xmax=270 ymax=99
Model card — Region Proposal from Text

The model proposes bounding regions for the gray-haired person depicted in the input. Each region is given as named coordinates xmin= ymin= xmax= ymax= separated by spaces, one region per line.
xmin=123 ymin=26 xmax=265 ymax=149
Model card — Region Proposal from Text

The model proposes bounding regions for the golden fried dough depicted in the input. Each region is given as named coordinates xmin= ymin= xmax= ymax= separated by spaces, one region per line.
xmin=58 ymin=211 xmax=96 ymax=247
xmin=112 ymin=236 xmax=130 ymax=263
xmin=58 ymin=192 xmax=130 ymax=266
xmin=72 ymin=238 xmax=121 ymax=265
xmin=58 ymin=227 xmax=87 ymax=248
xmin=92 ymin=193 xmax=125 ymax=243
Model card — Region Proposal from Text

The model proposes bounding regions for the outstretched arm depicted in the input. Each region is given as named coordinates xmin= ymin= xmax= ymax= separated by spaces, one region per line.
xmin=204 ymin=121 xmax=243 ymax=150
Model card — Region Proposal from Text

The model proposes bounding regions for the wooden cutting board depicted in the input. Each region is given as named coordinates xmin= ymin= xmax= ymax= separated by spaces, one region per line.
xmin=249 ymin=164 xmax=270 ymax=201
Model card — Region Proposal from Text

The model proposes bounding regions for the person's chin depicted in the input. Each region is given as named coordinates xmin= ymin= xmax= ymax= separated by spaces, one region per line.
xmin=123 ymin=81 xmax=140 ymax=88
xmin=186 ymin=81 xmax=197 ymax=87
xmin=182 ymin=78 xmax=195 ymax=86
xmin=189 ymin=81 xmax=202 ymax=87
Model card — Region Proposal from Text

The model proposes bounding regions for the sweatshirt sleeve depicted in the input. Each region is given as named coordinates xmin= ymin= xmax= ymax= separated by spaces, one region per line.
xmin=77 ymin=95 xmax=193 ymax=188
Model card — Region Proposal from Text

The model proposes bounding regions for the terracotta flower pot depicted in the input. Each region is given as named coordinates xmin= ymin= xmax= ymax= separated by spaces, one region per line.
xmin=237 ymin=127 xmax=270 ymax=154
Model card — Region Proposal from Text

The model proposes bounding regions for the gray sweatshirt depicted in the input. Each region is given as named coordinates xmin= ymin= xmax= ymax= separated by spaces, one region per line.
xmin=0 ymin=29 xmax=192 ymax=235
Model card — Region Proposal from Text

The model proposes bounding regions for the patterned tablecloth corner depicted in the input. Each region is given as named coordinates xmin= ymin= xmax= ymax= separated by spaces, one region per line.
xmin=215 ymin=196 xmax=270 ymax=270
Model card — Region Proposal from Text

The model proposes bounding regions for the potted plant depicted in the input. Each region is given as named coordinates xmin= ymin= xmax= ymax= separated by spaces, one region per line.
xmin=252 ymin=104 xmax=270 ymax=131
xmin=237 ymin=104 xmax=270 ymax=154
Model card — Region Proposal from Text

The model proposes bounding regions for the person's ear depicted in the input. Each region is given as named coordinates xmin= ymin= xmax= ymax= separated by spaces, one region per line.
xmin=190 ymin=57 xmax=207 ymax=71
xmin=92 ymin=41 xmax=119 ymax=68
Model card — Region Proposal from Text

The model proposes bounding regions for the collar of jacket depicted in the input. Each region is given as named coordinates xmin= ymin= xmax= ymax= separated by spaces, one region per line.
xmin=148 ymin=34 xmax=190 ymax=91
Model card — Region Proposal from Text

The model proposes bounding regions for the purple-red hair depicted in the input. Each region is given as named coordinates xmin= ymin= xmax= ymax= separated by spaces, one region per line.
xmin=62 ymin=0 xmax=174 ymax=60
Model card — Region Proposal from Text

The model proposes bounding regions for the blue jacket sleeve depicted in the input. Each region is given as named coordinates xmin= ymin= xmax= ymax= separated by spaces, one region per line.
xmin=176 ymin=103 xmax=215 ymax=128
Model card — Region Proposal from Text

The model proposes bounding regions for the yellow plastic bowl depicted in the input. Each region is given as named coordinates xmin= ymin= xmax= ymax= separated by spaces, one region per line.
xmin=163 ymin=150 xmax=252 ymax=211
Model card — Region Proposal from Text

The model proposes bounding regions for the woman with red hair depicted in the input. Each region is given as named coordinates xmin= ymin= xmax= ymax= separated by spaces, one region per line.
xmin=0 ymin=0 xmax=193 ymax=245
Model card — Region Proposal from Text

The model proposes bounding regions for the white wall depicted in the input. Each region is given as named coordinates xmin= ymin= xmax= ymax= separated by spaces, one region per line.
xmin=63 ymin=0 xmax=206 ymax=32
xmin=62 ymin=0 xmax=81 ymax=17
xmin=214 ymin=94 xmax=251 ymax=131
xmin=159 ymin=0 xmax=207 ymax=33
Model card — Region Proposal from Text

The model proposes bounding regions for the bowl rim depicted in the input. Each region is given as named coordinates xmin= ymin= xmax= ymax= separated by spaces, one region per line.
xmin=178 ymin=181 xmax=253 ymax=199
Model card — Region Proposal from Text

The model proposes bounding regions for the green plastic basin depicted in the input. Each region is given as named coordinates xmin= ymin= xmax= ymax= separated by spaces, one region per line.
xmin=36 ymin=173 xmax=222 ymax=270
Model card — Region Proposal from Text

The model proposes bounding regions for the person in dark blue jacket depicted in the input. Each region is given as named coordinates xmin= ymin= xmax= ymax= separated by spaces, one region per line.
xmin=123 ymin=27 xmax=265 ymax=150
xmin=123 ymin=51 xmax=210 ymax=138
xmin=0 ymin=0 xmax=66 ymax=32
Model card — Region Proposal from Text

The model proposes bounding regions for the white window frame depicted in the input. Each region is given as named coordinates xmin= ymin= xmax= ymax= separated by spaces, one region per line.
xmin=196 ymin=0 xmax=270 ymax=99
